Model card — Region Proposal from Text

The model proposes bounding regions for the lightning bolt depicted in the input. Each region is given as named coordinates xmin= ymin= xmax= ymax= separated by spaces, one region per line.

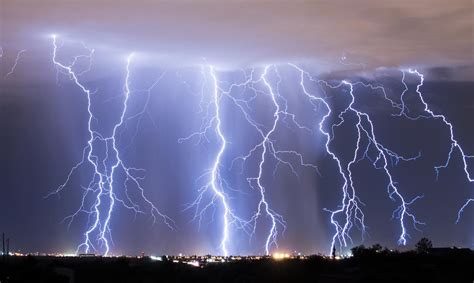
xmin=47 ymin=35 xmax=173 ymax=255
xmin=180 ymin=65 xmax=248 ymax=256
xmin=236 ymin=66 xmax=318 ymax=255
xmin=342 ymin=80 xmax=423 ymax=247
xmin=247 ymin=66 xmax=285 ymax=256
xmin=206 ymin=66 xmax=233 ymax=256
xmin=289 ymin=64 xmax=423 ymax=254
xmin=401 ymin=69 xmax=473 ymax=223
xmin=181 ymin=65 xmax=318 ymax=255
xmin=3 ymin=49 xmax=27 ymax=78
xmin=122 ymin=70 xmax=167 ymax=150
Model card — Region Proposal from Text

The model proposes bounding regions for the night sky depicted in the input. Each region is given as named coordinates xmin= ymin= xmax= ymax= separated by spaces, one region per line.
xmin=0 ymin=1 xmax=473 ymax=256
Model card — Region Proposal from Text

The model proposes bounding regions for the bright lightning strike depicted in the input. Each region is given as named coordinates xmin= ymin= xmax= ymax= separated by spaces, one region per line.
xmin=47 ymin=36 xmax=173 ymax=255
xmin=241 ymin=66 xmax=287 ymax=256
xmin=182 ymin=65 xmax=318 ymax=255
xmin=206 ymin=66 xmax=233 ymax=256
xmin=289 ymin=64 xmax=423 ymax=254
xmin=237 ymin=66 xmax=319 ymax=255
xmin=402 ymin=69 xmax=473 ymax=224
xmin=181 ymin=65 xmax=248 ymax=256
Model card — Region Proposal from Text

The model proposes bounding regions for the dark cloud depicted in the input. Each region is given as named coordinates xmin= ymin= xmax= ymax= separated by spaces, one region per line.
xmin=1 ymin=0 xmax=473 ymax=71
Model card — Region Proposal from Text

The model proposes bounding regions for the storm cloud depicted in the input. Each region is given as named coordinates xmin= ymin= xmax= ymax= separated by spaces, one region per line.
xmin=1 ymin=0 xmax=473 ymax=71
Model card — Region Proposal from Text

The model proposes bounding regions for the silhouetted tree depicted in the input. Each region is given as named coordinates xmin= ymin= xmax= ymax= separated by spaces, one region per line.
xmin=332 ymin=246 xmax=336 ymax=259
xmin=371 ymin=244 xmax=382 ymax=253
xmin=381 ymin=247 xmax=391 ymax=255
xmin=415 ymin=237 xmax=432 ymax=254
xmin=350 ymin=245 xmax=366 ymax=257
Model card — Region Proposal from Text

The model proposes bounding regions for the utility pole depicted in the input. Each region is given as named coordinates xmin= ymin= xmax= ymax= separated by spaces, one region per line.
xmin=2 ymin=233 xmax=4 ymax=263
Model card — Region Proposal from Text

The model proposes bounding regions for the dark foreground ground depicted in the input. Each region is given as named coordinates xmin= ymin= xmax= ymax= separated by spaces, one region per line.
xmin=0 ymin=250 xmax=473 ymax=283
